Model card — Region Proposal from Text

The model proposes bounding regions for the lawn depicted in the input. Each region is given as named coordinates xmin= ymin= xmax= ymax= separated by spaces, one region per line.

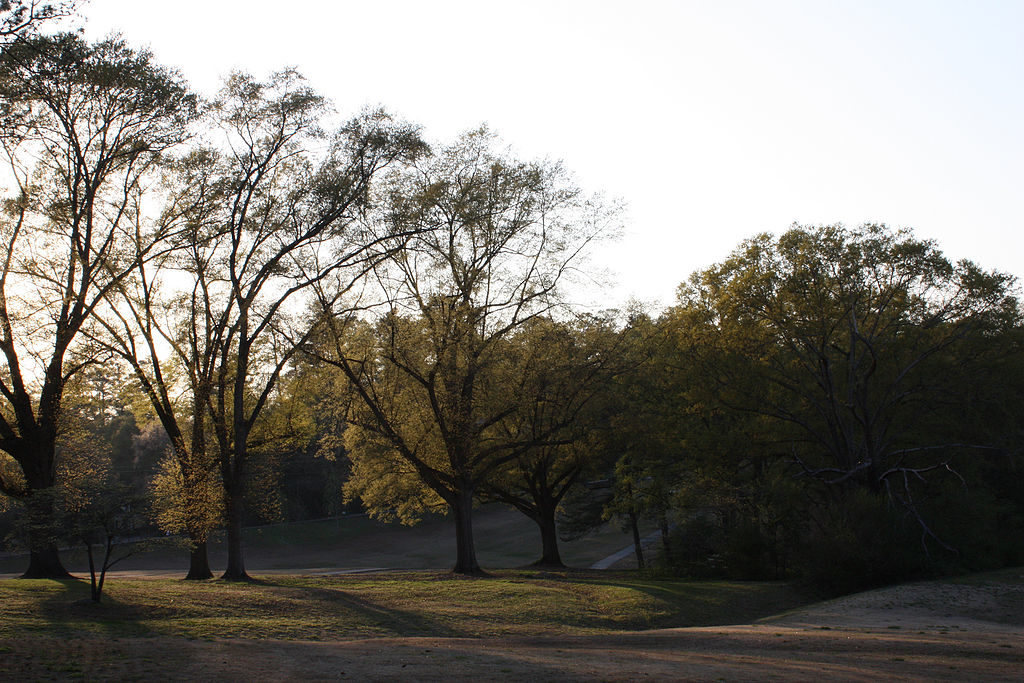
xmin=0 ymin=570 xmax=811 ymax=679
xmin=0 ymin=571 xmax=808 ymax=641
xmin=3 ymin=508 xmax=1019 ymax=680
xmin=1 ymin=571 xmax=1020 ymax=680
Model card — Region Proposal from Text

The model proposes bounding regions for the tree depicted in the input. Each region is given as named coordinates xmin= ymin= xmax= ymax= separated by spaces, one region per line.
xmin=317 ymin=129 xmax=615 ymax=574
xmin=483 ymin=314 xmax=625 ymax=567
xmin=674 ymin=224 xmax=1020 ymax=554
xmin=3 ymin=363 xmax=161 ymax=601
xmin=595 ymin=307 xmax=789 ymax=578
xmin=599 ymin=312 xmax=681 ymax=566
xmin=545 ymin=313 xmax=665 ymax=565
xmin=266 ymin=357 xmax=354 ymax=521
xmin=97 ymin=148 xmax=233 ymax=580
xmin=0 ymin=33 xmax=194 ymax=577
xmin=66 ymin=477 xmax=150 ymax=604
xmin=0 ymin=0 xmax=79 ymax=44
xmin=133 ymin=70 xmax=424 ymax=581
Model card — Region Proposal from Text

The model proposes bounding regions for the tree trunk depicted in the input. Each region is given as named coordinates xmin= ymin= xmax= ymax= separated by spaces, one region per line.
xmin=531 ymin=504 xmax=565 ymax=568
xmin=86 ymin=536 xmax=113 ymax=603
xmin=86 ymin=542 xmax=99 ymax=602
xmin=185 ymin=538 xmax=213 ymax=580
xmin=20 ymin=489 xmax=69 ymax=579
xmin=185 ymin=394 xmax=214 ymax=582
xmin=22 ymin=546 xmax=70 ymax=579
xmin=451 ymin=487 xmax=483 ymax=575
xmin=221 ymin=489 xmax=250 ymax=581
xmin=222 ymin=332 xmax=252 ymax=582
xmin=629 ymin=511 xmax=645 ymax=569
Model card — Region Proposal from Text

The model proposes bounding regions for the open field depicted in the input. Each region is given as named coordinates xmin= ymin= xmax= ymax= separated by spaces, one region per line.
xmin=1 ymin=509 xmax=1021 ymax=680
xmin=0 ymin=571 xmax=809 ymax=640
xmin=0 ymin=569 xmax=1021 ymax=681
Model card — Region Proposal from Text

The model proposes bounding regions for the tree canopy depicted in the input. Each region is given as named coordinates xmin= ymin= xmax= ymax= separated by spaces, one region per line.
xmin=661 ymin=224 xmax=1022 ymax=585
xmin=0 ymin=31 xmax=194 ymax=577
xmin=313 ymin=129 xmax=617 ymax=574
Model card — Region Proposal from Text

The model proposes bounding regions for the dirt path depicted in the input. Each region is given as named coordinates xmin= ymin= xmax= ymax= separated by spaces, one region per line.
xmin=7 ymin=624 xmax=1019 ymax=681
xmin=196 ymin=626 xmax=1020 ymax=681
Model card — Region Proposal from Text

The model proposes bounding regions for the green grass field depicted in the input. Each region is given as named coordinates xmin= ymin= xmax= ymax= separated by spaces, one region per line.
xmin=1 ymin=544 xmax=1020 ymax=680
xmin=0 ymin=503 xmax=820 ymax=678
xmin=3 ymin=571 xmax=1021 ymax=681
xmin=0 ymin=505 xmax=813 ymax=677
xmin=0 ymin=570 xmax=814 ymax=680
xmin=0 ymin=571 xmax=808 ymax=641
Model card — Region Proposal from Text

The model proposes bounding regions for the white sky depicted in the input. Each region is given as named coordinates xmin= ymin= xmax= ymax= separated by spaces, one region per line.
xmin=80 ymin=0 xmax=1024 ymax=311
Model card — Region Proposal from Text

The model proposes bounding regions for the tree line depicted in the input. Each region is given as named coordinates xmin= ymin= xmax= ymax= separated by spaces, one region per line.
xmin=1 ymin=2 xmax=1021 ymax=591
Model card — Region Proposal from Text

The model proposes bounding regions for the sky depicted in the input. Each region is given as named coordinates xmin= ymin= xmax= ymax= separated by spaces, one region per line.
xmin=79 ymin=0 xmax=1024 ymax=311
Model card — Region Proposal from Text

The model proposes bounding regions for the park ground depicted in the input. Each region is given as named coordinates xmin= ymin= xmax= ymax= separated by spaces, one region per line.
xmin=1 ymin=507 xmax=1021 ymax=680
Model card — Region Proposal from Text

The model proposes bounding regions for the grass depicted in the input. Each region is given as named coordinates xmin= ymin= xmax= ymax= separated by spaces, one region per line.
xmin=0 ymin=570 xmax=810 ymax=642
xmin=2 ymin=512 xmax=1019 ymax=680
xmin=3 ymin=570 xmax=1020 ymax=680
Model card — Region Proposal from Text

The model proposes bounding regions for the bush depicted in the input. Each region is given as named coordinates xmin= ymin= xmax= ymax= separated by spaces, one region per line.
xmin=656 ymin=513 xmax=725 ymax=578
xmin=793 ymin=490 xmax=928 ymax=595
xmin=921 ymin=482 xmax=1024 ymax=574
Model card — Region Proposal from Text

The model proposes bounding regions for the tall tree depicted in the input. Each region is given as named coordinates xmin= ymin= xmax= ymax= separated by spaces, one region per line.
xmin=140 ymin=70 xmax=424 ymax=581
xmin=97 ymin=149 xmax=238 ymax=579
xmin=317 ymin=129 xmax=615 ymax=574
xmin=0 ymin=33 xmax=194 ymax=577
xmin=99 ymin=234 xmax=225 ymax=579
xmin=674 ymin=223 xmax=1020 ymax=551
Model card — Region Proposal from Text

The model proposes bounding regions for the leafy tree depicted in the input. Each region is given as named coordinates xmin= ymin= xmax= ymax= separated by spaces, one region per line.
xmin=674 ymin=223 xmax=1020 ymax=560
xmin=316 ymin=129 xmax=616 ymax=574
xmin=629 ymin=304 xmax=800 ymax=579
xmin=0 ymin=33 xmax=194 ymax=577
xmin=98 ymin=219 xmax=224 ymax=579
xmin=129 ymin=70 xmax=425 ymax=581
xmin=0 ymin=0 xmax=79 ymax=43
xmin=483 ymin=314 xmax=625 ymax=567
xmin=96 ymin=144 xmax=238 ymax=578
xmin=273 ymin=361 xmax=355 ymax=520
xmin=550 ymin=310 xmax=690 ymax=570
xmin=602 ymin=313 xmax=681 ymax=564
xmin=148 ymin=448 xmax=222 ymax=576
xmin=3 ymin=364 xmax=158 ymax=600
xmin=61 ymin=427 xmax=161 ymax=604
xmin=61 ymin=363 xmax=157 ymax=488
xmin=66 ymin=476 xmax=150 ymax=604
xmin=261 ymin=341 xmax=364 ymax=522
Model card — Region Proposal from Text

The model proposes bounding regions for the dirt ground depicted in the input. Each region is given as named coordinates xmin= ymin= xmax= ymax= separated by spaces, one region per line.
xmin=6 ymin=577 xmax=1023 ymax=681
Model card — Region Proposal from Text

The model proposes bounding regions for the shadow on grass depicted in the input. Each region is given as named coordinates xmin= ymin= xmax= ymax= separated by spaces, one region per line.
xmin=12 ymin=577 xmax=161 ymax=640
xmin=573 ymin=574 xmax=812 ymax=628
xmin=258 ymin=578 xmax=463 ymax=638
xmin=490 ymin=568 xmax=814 ymax=630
